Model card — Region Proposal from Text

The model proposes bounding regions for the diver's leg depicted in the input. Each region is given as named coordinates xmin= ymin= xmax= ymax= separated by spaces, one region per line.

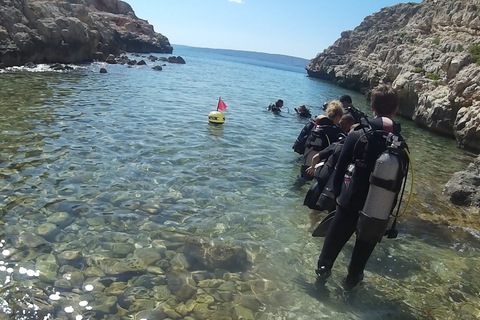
xmin=316 ymin=205 xmax=358 ymax=276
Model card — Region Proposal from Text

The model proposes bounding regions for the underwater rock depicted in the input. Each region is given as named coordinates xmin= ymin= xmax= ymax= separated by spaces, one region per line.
xmin=89 ymin=295 xmax=118 ymax=315
xmin=111 ymin=242 xmax=136 ymax=258
xmin=217 ymin=281 xmax=236 ymax=293
xmin=233 ymin=305 xmax=255 ymax=320
xmin=36 ymin=223 xmax=58 ymax=238
xmin=46 ymin=211 xmax=71 ymax=225
xmin=104 ymin=281 xmax=127 ymax=296
xmin=57 ymin=250 xmax=83 ymax=265
xmin=15 ymin=230 xmax=48 ymax=248
xmin=183 ymin=236 xmax=249 ymax=271
xmin=134 ymin=247 xmax=162 ymax=266
xmin=83 ymin=266 xmax=106 ymax=278
xmin=191 ymin=270 xmax=213 ymax=283
xmin=35 ymin=253 xmax=58 ymax=283
xmin=134 ymin=309 xmax=167 ymax=320
xmin=58 ymin=267 xmax=84 ymax=288
xmin=169 ymin=253 xmax=191 ymax=271
xmin=234 ymin=293 xmax=265 ymax=311
xmin=104 ymin=258 xmax=146 ymax=275
xmin=86 ymin=216 xmax=105 ymax=226
xmin=167 ymin=273 xmax=196 ymax=302
xmin=197 ymin=279 xmax=225 ymax=288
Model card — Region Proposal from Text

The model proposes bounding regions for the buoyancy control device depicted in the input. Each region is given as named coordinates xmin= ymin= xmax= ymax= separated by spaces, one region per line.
xmin=356 ymin=133 xmax=408 ymax=244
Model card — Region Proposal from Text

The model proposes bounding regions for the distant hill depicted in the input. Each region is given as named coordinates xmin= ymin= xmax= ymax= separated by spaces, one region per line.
xmin=173 ymin=45 xmax=310 ymax=69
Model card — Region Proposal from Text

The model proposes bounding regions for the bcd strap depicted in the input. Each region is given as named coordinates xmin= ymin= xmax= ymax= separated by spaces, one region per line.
xmin=369 ymin=175 xmax=399 ymax=192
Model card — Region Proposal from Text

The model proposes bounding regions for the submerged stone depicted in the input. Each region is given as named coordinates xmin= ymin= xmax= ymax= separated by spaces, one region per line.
xmin=183 ymin=236 xmax=249 ymax=271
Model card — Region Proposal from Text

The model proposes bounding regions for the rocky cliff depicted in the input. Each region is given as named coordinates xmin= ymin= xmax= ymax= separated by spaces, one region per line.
xmin=306 ymin=0 xmax=480 ymax=152
xmin=0 ymin=0 xmax=172 ymax=67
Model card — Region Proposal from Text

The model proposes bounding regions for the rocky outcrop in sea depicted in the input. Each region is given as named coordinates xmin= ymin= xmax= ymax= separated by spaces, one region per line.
xmin=0 ymin=0 xmax=172 ymax=67
xmin=306 ymin=0 xmax=480 ymax=153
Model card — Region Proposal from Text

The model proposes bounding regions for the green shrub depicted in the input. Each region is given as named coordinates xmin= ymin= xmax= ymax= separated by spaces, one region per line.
xmin=469 ymin=45 xmax=480 ymax=64
xmin=432 ymin=38 xmax=440 ymax=45
xmin=413 ymin=67 xmax=424 ymax=73
xmin=426 ymin=73 xmax=440 ymax=80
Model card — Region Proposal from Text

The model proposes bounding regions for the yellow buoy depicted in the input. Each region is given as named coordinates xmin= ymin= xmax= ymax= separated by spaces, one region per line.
xmin=208 ymin=111 xmax=225 ymax=124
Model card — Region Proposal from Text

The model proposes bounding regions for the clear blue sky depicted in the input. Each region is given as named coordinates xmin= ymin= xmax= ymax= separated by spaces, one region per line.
xmin=125 ymin=0 xmax=422 ymax=59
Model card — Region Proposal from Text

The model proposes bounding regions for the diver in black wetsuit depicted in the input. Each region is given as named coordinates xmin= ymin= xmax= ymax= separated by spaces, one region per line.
xmin=268 ymin=99 xmax=284 ymax=113
xmin=294 ymin=105 xmax=312 ymax=118
xmin=339 ymin=95 xmax=364 ymax=124
xmin=315 ymin=84 xmax=407 ymax=291
xmin=300 ymin=101 xmax=344 ymax=180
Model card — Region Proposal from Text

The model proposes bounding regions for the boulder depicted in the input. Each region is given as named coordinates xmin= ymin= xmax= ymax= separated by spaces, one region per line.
xmin=168 ymin=56 xmax=186 ymax=64
xmin=443 ymin=155 xmax=480 ymax=207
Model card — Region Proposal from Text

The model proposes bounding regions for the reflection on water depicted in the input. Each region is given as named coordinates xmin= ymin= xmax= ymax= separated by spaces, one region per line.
xmin=0 ymin=54 xmax=479 ymax=320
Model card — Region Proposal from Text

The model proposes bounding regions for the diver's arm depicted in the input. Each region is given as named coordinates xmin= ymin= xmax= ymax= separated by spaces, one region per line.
xmin=306 ymin=153 xmax=320 ymax=176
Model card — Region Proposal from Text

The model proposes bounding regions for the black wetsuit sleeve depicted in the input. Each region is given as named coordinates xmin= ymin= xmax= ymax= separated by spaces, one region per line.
xmin=332 ymin=132 xmax=358 ymax=197
xmin=318 ymin=149 xmax=331 ymax=161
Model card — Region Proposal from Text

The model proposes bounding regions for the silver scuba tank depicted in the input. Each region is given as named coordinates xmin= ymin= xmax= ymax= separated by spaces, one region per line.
xmin=362 ymin=151 xmax=401 ymax=220
xmin=357 ymin=134 xmax=406 ymax=243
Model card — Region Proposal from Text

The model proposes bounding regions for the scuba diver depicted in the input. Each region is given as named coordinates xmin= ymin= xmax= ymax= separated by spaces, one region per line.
xmin=267 ymin=99 xmax=284 ymax=113
xmin=315 ymin=84 xmax=409 ymax=291
xmin=303 ymin=114 xmax=357 ymax=228
xmin=339 ymin=95 xmax=365 ymax=124
xmin=294 ymin=105 xmax=312 ymax=118
xmin=300 ymin=101 xmax=344 ymax=180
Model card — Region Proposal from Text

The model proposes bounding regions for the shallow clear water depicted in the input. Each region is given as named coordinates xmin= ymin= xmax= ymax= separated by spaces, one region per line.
xmin=0 ymin=47 xmax=479 ymax=320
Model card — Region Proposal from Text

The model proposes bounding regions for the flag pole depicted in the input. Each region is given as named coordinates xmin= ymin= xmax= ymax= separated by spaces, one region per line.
xmin=217 ymin=97 xmax=221 ymax=111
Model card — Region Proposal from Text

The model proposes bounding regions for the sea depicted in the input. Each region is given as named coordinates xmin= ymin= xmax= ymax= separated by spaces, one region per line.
xmin=0 ymin=45 xmax=479 ymax=320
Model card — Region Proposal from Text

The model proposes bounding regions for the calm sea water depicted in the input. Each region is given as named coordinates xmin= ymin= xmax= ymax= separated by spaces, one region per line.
xmin=0 ymin=47 xmax=479 ymax=320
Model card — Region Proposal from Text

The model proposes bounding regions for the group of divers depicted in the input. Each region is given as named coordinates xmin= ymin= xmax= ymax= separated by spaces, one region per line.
xmin=268 ymin=84 xmax=414 ymax=291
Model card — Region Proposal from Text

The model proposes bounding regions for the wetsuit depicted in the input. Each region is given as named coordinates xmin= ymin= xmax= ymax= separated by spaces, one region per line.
xmin=317 ymin=117 xmax=403 ymax=283
xmin=301 ymin=117 xmax=343 ymax=180
xmin=268 ymin=104 xmax=282 ymax=113
xmin=303 ymin=140 xmax=344 ymax=210
xmin=297 ymin=109 xmax=312 ymax=118
xmin=344 ymin=106 xmax=364 ymax=124
xmin=292 ymin=121 xmax=317 ymax=155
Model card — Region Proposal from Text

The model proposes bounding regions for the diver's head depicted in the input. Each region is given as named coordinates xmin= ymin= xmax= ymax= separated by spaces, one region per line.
xmin=325 ymin=100 xmax=344 ymax=125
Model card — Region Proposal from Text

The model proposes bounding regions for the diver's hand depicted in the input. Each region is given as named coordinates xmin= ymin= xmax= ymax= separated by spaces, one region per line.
xmin=306 ymin=166 xmax=315 ymax=176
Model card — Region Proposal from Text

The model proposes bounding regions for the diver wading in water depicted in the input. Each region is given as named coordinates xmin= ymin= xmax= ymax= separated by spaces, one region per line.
xmin=315 ymin=84 xmax=410 ymax=291
xmin=300 ymin=101 xmax=344 ymax=180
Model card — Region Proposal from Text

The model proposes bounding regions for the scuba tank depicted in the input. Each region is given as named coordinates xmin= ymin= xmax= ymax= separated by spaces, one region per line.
xmin=357 ymin=133 xmax=407 ymax=244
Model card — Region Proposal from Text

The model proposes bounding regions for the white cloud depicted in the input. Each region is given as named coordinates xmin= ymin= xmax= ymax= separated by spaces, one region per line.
xmin=228 ymin=0 xmax=244 ymax=3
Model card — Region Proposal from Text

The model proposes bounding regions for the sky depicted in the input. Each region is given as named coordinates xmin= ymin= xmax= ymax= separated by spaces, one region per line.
xmin=125 ymin=0 xmax=422 ymax=60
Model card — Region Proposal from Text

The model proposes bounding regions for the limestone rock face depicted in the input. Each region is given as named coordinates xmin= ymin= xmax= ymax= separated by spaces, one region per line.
xmin=0 ymin=0 xmax=172 ymax=67
xmin=306 ymin=0 xmax=480 ymax=151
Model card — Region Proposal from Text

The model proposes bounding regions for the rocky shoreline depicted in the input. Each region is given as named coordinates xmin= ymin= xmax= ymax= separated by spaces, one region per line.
xmin=0 ymin=0 xmax=172 ymax=67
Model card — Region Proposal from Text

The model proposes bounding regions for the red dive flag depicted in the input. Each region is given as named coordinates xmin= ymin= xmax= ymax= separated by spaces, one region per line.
xmin=217 ymin=98 xmax=227 ymax=111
